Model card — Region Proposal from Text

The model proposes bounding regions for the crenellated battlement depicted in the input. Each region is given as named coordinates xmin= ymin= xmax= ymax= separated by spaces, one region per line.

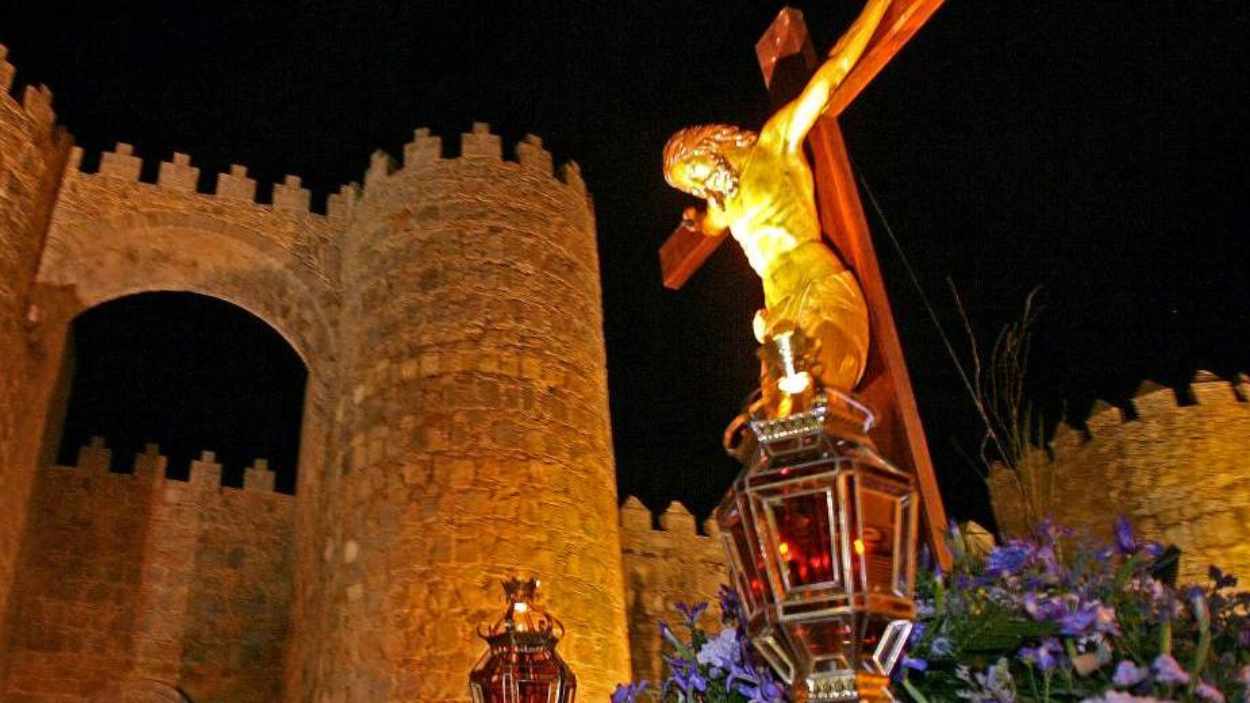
xmin=618 ymin=495 xmax=719 ymax=541
xmin=65 ymin=142 xmax=347 ymax=219
xmin=1046 ymin=370 xmax=1249 ymax=455
xmin=360 ymin=122 xmax=587 ymax=198
xmin=0 ymin=45 xmax=60 ymax=142
xmin=55 ymin=436 xmax=289 ymax=497
xmin=989 ymin=371 xmax=1250 ymax=585
xmin=618 ymin=495 xmax=729 ymax=684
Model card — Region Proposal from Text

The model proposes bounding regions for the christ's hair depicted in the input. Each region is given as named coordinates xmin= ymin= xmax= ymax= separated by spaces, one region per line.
xmin=662 ymin=124 xmax=759 ymax=189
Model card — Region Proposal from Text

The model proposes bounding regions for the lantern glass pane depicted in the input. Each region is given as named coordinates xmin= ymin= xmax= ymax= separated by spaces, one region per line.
xmin=859 ymin=489 xmax=899 ymax=595
xmin=895 ymin=495 xmax=916 ymax=597
xmin=768 ymin=490 xmax=837 ymax=590
xmin=723 ymin=505 xmax=772 ymax=614
xmin=789 ymin=617 xmax=855 ymax=666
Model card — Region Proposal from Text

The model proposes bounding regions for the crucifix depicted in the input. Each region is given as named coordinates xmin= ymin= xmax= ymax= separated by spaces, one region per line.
xmin=659 ymin=0 xmax=952 ymax=568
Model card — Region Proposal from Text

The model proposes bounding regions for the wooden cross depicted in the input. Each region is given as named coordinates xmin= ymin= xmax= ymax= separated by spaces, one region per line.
xmin=660 ymin=1 xmax=952 ymax=568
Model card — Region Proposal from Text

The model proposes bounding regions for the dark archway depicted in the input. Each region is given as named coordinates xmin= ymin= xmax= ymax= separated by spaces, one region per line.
xmin=53 ymin=291 xmax=307 ymax=493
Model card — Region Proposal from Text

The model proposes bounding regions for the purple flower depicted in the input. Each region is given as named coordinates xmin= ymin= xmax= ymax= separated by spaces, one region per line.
xmin=1088 ymin=693 xmax=1168 ymax=702
xmin=909 ymin=621 xmax=927 ymax=646
xmin=727 ymin=662 xmax=786 ymax=703
xmin=930 ymin=636 xmax=954 ymax=657
xmin=987 ymin=542 xmax=1033 ymax=576
xmin=658 ymin=621 xmax=682 ymax=649
xmin=665 ymin=655 xmax=707 ymax=694
xmin=903 ymin=656 xmax=929 ymax=672
xmin=1111 ymin=660 xmax=1149 ymax=687
xmin=1151 ymin=653 xmax=1190 ymax=685
xmin=1019 ymin=638 xmax=1062 ymax=671
xmin=611 ymin=682 xmax=650 ymax=703
xmin=696 ymin=628 xmax=741 ymax=669
xmin=1195 ymin=681 xmax=1226 ymax=703
xmin=1114 ymin=516 xmax=1137 ymax=555
xmin=1239 ymin=626 xmax=1250 ymax=649
xmin=674 ymin=600 xmax=708 ymax=627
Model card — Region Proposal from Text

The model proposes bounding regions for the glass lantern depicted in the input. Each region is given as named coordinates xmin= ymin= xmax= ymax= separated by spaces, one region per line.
xmin=469 ymin=578 xmax=577 ymax=703
xmin=718 ymin=389 xmax=919 ymax=701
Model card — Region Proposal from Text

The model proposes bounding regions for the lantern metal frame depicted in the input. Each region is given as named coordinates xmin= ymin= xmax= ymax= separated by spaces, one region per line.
xmin=717 ymin=390 xmax=919 ymax=701
xmin=469 ymin=578 xmax=577 ymax=703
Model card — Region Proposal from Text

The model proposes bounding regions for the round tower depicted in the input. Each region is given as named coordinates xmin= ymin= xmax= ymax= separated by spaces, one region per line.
xmin=322 ymin=123 xmax=629 ymax=701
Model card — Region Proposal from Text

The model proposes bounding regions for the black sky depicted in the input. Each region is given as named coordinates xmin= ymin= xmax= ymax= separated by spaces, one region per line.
xmin=3 ymin=2 xmax=1247 ymax=526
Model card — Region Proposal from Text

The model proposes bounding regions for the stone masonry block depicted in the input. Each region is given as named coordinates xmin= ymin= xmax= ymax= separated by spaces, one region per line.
xmin=244 ymin=458 xmax=276 ymax=491
xmin=99 ymin=142 xmax=142 ymax=181
xmin=328 ymin=182 xmax=359 ymax=220
xmin=659 ymin=501 xmax=698 ymax=535
xmin=1 ymin=45 xmax=14 ymax=92
xmin=403 ymin=127 xmax=442 ymax=166
xmin=215 ymin=164 xmax=257 ymax=200
xmin=77 ymin=436 xmax=111 ymax=472
xmin=461 ymin=122 xmax=502 ymax=159
xmin=158 ymin=152 xmax=199 ymax=192
xmin=516 ymin=134 xmax=553 ymax=174
xmin=189 ymin=450 xmax=223 ymax=489
xmin=273 ymin=174 xmax=311 ymax=213
xmin=619 ymin=496 xmax=653 ymax=534
xmin=559 ymin=160 xmax=586 ymax=193
xmin=365 ymin=150 xmax=395 ymax=190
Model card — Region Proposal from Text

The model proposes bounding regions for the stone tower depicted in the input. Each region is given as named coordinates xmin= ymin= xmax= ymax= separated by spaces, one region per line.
xmin=0 ymin=43 xmax=629 ymax=702
xmin=309 ymin=124 xmax=631 ymax=700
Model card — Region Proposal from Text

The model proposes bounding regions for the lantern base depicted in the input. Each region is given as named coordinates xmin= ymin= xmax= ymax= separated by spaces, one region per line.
xmin=795 ymin=672 xmax=893 ymax=703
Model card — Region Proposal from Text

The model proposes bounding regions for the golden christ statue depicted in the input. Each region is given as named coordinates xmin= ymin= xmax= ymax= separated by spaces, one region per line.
xmin=664 ymin=0 xmax=890 ymax=399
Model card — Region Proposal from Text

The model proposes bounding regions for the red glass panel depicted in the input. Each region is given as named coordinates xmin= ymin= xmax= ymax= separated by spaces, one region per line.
xmin=770 ymin=491 xmax=836 ymax=589
xmin=722 ymin=500 xmax=773 ymax=614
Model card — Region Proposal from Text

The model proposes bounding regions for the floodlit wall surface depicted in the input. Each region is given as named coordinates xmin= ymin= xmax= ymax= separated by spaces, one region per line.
xmin=1 ymin=441 xmax=294 ymax=703
xmin=307 ymin=124 xmax=631 ymax=702
xmin=2 ymin=41 xmax=639 ymax=702
xmin=990 ymin=374 xmax=1250 ymax=585
xmin=0 ymin=46 xmax=73 ymax=676
xmin=619 ymin=497 xmax=730 ymax=684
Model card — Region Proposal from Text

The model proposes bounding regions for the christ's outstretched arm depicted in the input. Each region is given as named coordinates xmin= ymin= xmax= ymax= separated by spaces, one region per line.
xmin=770 ymin=0 xmax=892 ymax=154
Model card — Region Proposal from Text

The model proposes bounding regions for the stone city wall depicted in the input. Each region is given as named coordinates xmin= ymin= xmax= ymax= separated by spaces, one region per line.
xmin=1 ymin=439 xmax=295 ymax=703
xmin=0 ymin=45 xmax=74 ymax=676
xmin=990 ymin=372 xmax=1250 ymax=585
xmin=619 ymin=497 xmax=730 ymax=684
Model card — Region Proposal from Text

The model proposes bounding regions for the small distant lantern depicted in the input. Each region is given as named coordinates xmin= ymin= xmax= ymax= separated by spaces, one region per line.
xmin=469 ymin=577 xmax=577 ymax=703
xmin=718 ymin=388 xmax=919 ymax=701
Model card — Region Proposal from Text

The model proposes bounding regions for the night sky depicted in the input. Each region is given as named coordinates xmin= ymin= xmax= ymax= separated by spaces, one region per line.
xmin=3 ymin=2 xmax=1247 ymax=525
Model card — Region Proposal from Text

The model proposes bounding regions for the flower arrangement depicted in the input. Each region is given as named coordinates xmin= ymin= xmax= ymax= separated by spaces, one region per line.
xmin=611 ymin=587 xmax=787 ymax=703
xmin=615 ymin=518 xmax=1250 ymax=703
xmin=899 ymin=518 xmax=1249 ymax=702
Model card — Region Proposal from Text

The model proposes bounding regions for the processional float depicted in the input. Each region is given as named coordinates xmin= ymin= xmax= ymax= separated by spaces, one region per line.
xmin=659 ymin=1 xmax=949 ymax=700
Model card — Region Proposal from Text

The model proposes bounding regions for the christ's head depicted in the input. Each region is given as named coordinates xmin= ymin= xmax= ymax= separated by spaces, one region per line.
xmin=663 ymin=124 xmax=758 ymax=209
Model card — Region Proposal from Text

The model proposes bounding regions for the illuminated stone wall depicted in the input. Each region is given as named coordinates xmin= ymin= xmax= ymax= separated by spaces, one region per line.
xmin=1 ymin=440 xmax=294 ymax=703
xmin=32 ymin=135 xmax=343 ymax=702
xmin=619 ymin=497 xmax=729 ymax=683
xmin=1 ymin=41 xmax=634 ymax=701
xmin=990 ymin=373 xmax=1250 ymax=584
xmin=0 ymin=46 xmax=74 ymax=677
xmin=307 ymin=124 xmax=631 ymax=702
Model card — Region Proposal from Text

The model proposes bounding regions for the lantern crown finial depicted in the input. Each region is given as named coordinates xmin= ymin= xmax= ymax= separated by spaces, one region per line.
xmin=478 ymin=576 xmax=564 ymax=644
xmin=470 ymin=577 xmax=577 ymax=702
